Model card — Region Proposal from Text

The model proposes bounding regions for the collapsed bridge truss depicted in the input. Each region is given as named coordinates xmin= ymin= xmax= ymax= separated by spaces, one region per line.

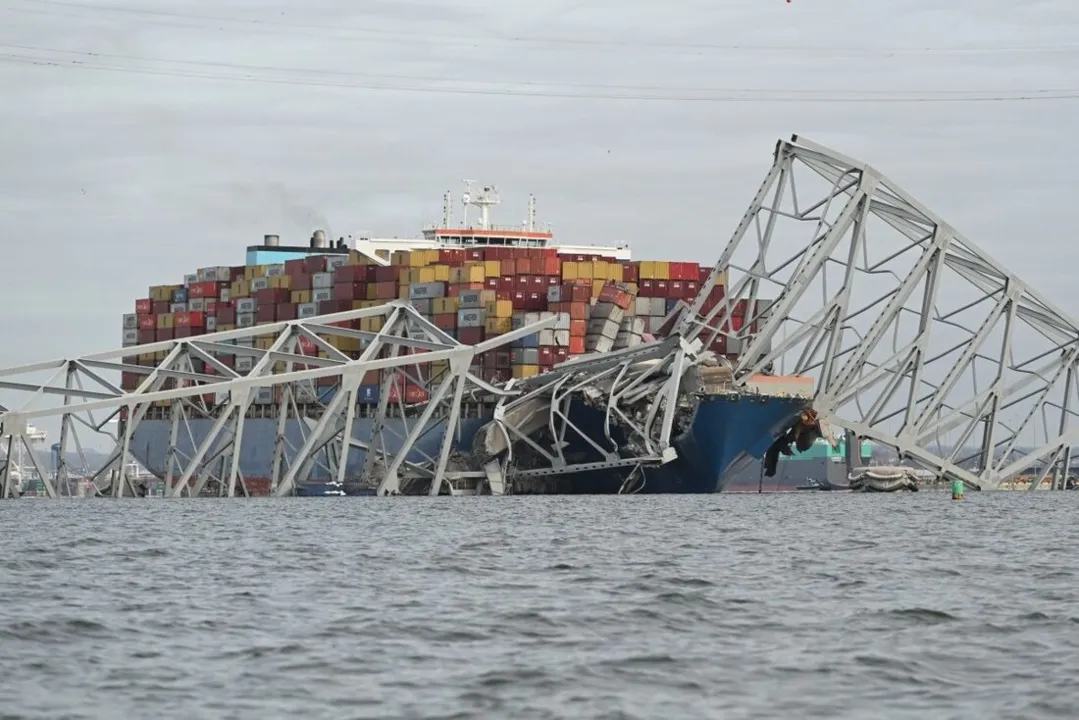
xmin=0 ymin=302 xmax=555 ymax=499
xmin=675 ymin=135 xmax=1079 ymax=490
xmin=1 ymin=134 xmax=1075 ymax=496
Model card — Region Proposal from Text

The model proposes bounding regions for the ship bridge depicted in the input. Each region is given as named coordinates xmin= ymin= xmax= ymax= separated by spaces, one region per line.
xmin=0 ymin=135 xmax=1075 ymax=498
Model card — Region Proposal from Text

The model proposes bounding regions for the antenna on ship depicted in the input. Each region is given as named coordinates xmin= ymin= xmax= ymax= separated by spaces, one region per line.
xmin=442 ymin=190 xmax=453 ymax=228
xmin=461 ymin=180 xmax=499 ymax=230
xmin=527 ymin=194 xmax=536 ymax=232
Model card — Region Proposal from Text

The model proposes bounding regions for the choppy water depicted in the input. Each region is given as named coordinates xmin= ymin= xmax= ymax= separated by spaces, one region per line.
xmin=1 ymin=492 xmax=1077 ymax=719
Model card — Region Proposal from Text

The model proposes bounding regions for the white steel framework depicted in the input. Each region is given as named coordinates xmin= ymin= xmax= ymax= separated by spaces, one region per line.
xmin=0 ymin=302 xmax=555 ymax=499
xmin=676 ymin=134 xmax=1079 ymax=490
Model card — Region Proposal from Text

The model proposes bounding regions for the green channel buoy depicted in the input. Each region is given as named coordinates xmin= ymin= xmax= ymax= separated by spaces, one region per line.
xmin=951 ymin=477 xmax=965 ymax=500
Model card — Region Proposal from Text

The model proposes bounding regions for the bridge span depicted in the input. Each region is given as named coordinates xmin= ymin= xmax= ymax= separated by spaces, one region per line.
xmin=1 ymin=135 xmax=1075 ymax=497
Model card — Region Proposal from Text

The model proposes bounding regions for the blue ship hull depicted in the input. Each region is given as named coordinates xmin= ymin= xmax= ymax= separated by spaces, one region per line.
xmin=128 ymin=393 xmax=809 ymax=494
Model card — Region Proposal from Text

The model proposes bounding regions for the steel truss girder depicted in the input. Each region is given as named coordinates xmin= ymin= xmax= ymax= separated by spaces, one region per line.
xmin=0 ymin=302 xmax=557 ymax=499
xmin=677 ymin=133 xmax=1079 ymax=490
xmin=474 ymin=336 xmax=698 ymax=492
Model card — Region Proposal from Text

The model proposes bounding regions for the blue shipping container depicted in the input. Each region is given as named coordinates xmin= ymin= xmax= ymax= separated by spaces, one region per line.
xmin=172 ymin=287 xmax=188 ymax=303
xmin=665 ymin=298 xmax=680 ymax=314
xmin=358 ymin=385 xmax=380 ymax=404
xmin=317 ymin=386 xmax=338 ymax=405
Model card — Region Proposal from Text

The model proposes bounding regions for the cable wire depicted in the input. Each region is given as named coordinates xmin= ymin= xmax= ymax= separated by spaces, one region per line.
xmin=6 ymin=0 xmax=1079 ymax=57
xmin=4 ymin=47 xmax=1079 ymax=103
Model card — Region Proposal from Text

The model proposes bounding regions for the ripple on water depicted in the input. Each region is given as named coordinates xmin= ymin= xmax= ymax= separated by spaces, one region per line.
xmin=1 ymin=493 xmax=1078 ymax=718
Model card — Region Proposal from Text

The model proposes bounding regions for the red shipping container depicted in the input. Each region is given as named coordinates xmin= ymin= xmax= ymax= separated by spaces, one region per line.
xmin=305 ymin=256 xmax=328 ymax=273
xmin=448 ymin=283 xmax=484 ymax=297
xmin=230 ymin=266 xmax=247 ymax=281
xmin=137 ymin=329 xmax=156 ymax=344
xmin=153 ymin=301 xmax=169 ymax=314
xmin=285 ymin=259 xmax=307 ymax=275
xmin=568 ymin=336 xmax=586 ymax=354
xmin=465 ymin=249 xmax=484 ymax=261
xmin=405 ymin=385 xmax=428 ymax=404
xmin=710 ymin=285 xmax=725 ymax=302
xmin=569 ymin=319 xmax=586 ymax=337
xmin=288 ymin=272 xmax=312 ymax=291
xmin=135 ymin=298 xmax=152 ymax=314
xmin=438 ymin=249 xmax=465 ymax=265
xmin=669 ymin=281 xmax=684 ymax=299
xmin=174 ymin=326 xmax=192 ymax=338
xmin=484 ymin=277 xmax=499 ymax=290
xmin=257 ymin=304 xmax=277 ymax=323
xmin=655 ymin=280 xmax=670 ymax=297
xmin=174 ymin=311 xmax=190 ymax=327
xmin=554 ymin=347 xmax=569 ymax=363
xmin=204 ymin=300 xmax=218 ymax=316
xmin=528 ymin=292 xmax=545 ymax=310
xmin=335 ymin=265 xmax=367 ymax=283
xmin=277 ymin=303 xmax=298 ymax=321
xmin=120 ymin=372 xmax=140 ymax=391
xmin=500 ymin=259 xmax=515 ymax=276
xmin=598 ymin=284 xmax=631 ymax=310
xmin=638 ymin=279 xmax=655 ymax=297
xmin=538 ymin=256 xmax=561 ymax=275
xmin=458 ymin=327 xmax=484 ymax=344
xmin=188 ymin=281 xmax=220 ymax=299
xmin=621 ymin=264 xmax=638 ymax=283
xmin=563 ymin=284 xmax=590 ymax=303
xmin=528 ymin=275 xmax=544 ymax=290
xmin=433 ymin=313 xmax=456 ymax=331
xmin=684 ymin=281 xmax=699 ymax=300
xmin=538 ymin=347 xmax=555 ymax=366
xmin=699 ymin=267 xmax=712 ymax=283
xmin=566 ymin=302 xmax=588 ymax=320
xmin=156 ymin=328 xmax=174 ymax=341
xmin=513 ymin=276 xmax=529 ymax=292
xmin=187 ymin=311 xmax=206 ymax=327
xmin=375 ymin=281 xmax=397 ymax=300
xmin=298 ymin=336 xmax=318 ymax=355
xmin=322 ymin=299 xmax=352 ymax=314
xmin=515 ymin=258 xmax=532 ymax=275
xmin=138 ymin=315 xmax=156 ymax=330
xmin=218 ymin=306 xmax=237 ymax=325
xmin=255 ymin=287 xmax=290 ymax=305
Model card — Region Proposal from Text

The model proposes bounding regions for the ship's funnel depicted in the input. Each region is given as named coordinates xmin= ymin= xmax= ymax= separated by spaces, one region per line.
xmin=311 ymin=229 xmax=328 ymax=248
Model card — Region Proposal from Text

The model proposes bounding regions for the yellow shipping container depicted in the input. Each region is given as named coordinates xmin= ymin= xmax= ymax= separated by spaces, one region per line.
xmin=562 ymin=261 xmax=578 ymax=280
xmin=271 ymin=275 xmax=293 ymax=290
xmin=348 ymin=250 xmax=373 ymax=266
xmin=351 ymin=300 xmax=367 ymax=310
xmin=577 ymin=263 xmax=594 ymax=281
xmin=291 ymin=290 xmax=312 ymax=304
xmin=625 ymin=282 xmax=639 ymax=295
xmin=486 ymin=299 xmax=514 ymax=318
xmin=481 ymin=260 xmax=499 ymax=278
xmin=154 ymin=399 xmax=173 ymax=408
xmin=330 ymin=336 xmax=364 ymax=353
xmin=485 ymin=317 xmax=512 ymax=335
xmin=432 ymin=264 xmax=450 ymax=282
xmin=366 ymin=285 xmax=379 ymax=301
xmin=138 ymin=352 xmax=155 ymax=364
xmin=590 ymin=262 xmax=606 ymax=280
xmin=417 ymin=267 xmax=436 ymax=283
xmin=217 ymin=324 xmax=236 ymax=332
xmin=608 ymin=264 xmax=624 ymax=282
xmin=397 ymin=284 xmax=410 ymax=300
xmin=154 ymin=350 xmax=167 ymax=362
xmin=256 ymin=337 xmax=275 ymax=350
xmin=360 ymin=316 xmax=384 ymax=332
xmin=156 ymin=313 xmax=174 ymax=329
xmin=592 ymin=280 xmax=606 ymax=297
xmin=391 ymin=251 xmax=408 ymax=266
xmin=639 ymin=261 xmax=670 ymax=280
xmin=409 ymin=250 xmax=430 ymax=268
xmin=246 ymin=265 xmax=267 ymax=279
xmin=512 ymin=365 xmax=540 ymax=379
xmin=453 ymin=263 xmax=485 ymax=283
xmin=233 ymin=280 xmax=251 ymax=298
xmin=433 ymin=297 xmax=458 ymax=314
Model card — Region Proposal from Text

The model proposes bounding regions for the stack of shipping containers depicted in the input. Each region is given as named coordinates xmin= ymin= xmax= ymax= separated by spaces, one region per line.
xmin=123 ymin=246 xmax=757 ymax=409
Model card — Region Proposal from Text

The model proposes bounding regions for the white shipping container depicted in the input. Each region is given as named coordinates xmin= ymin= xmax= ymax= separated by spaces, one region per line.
xmin=553 ymin=312 xmax=570 ymax=331
xmin=235 ymin=298 xmax=256 ymax=314
xmin=253 ymin=387 xmax=274 ymax=405
xmin=586 ymin=317 xmax=620 ymax=340
xmin=250 ymin=277 xmax=270 ymax=292
xmin=412 ymin=299 xmax=432 ymax=315
xmin=265 ymin=264 xmax=285 ymax=277
xmin=205 ymin=316 xmax=217 ymax=332
xmin=553 ymin=329 xmax=571 ymax=346
xmin=726 ymin=337 xmax=743 ymax=355
xmin=585 ymin=335 xmax=615 ymax=353
xmin=619 ymin=317 xmax=645 ymax=335
xmin=188 ymin=298 xmax=206 ymax=311
xmin=312 ymin=288 xmax=333 ymax=304
xmin=170 ymin=302 xmax=187 ymax=313
xmin=215 ymin=391 xmax=231 ymax=406
xmin=325 ymin=256 xmax=347 ymax=271
xmin=298 ymin=302 xmax=318 ymax=318
xmin=197 ymin=268 xmax=213 ymax=282
xmin=213 ymin=267 xmax=231 ymax=282
xmin=634 ymin=296 xmax=651 ymax=317
xmin=184 ymin=273 xmax=198 ymax=287
xmin=457 ymin=308 xmax=486 ymax=328
xmin=235 ymin=337 xmax=255 ymax=348
xmin=312 ymin=272 xmax=334 ymax=290
xmin=237 ymin=312 xmax=255 ymax=328
xmin=538 ymin=329 xmax=555 ymax=346
xmin=649 ymin=298 xmax=666 ymax=317
xmin=122 ymin=329 xmax=138 ymax=346
xmin=546 ymin=285 xmax=562 ymax=303
xmin=613 ymin=332 xmax=641 ymax=349
xmin=235 ymin=355 xmax=254 ymax=372
xmin=122 ymin=313 xmax=137 ymax=330
xmin=408 ymin=281 xmax=446 ymax=300
xmin=219 ymin=287 xmax=231 ymax=303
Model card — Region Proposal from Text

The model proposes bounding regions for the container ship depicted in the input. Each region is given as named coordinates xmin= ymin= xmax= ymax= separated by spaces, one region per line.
xmin=119 ymin=183 xmax=821 ymax=496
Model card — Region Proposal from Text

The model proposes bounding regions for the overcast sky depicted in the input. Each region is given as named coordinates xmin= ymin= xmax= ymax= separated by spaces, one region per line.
xmin=1 ymin=0 xmax=1077 ymax=437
